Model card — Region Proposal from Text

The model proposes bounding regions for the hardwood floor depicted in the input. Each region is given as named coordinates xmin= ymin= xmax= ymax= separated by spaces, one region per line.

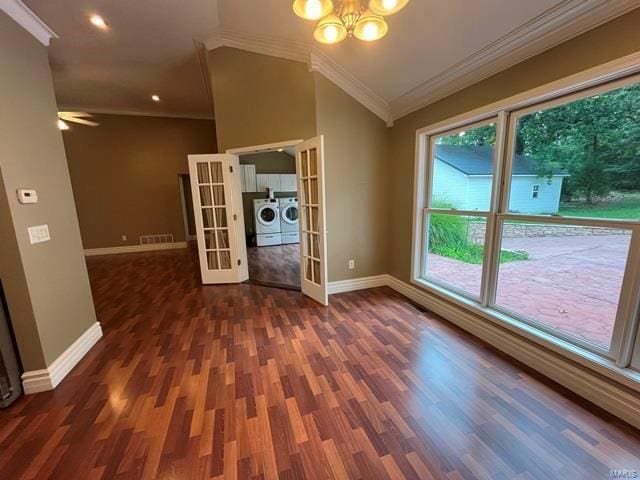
xmin=247 ymin=243 xmax=301 ymax=289
xmin=0 ymin=248 xmax=639 ymax=479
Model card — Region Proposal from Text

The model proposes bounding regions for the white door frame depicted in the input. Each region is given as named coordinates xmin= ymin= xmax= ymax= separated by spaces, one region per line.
xmin=225 ymin=139 xmax=306 ymax=289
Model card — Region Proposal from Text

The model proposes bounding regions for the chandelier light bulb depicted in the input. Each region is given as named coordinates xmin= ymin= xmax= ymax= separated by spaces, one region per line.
xmin=354 ymin=10 xmax=388 ymax=41
xmin=324 ymin=25 xmax=339 ymax=42
xmin=369 ymin=0 xmax=409 ymax=16
xmin=362 ymin=21 xmax=378 ymax=40
xmin=314 ymin=13 xmax=348 ymax=44
xmin=292 ymin=0 xmax=334 ymax=20
xmin=306 ymin=0 xmax=321 ymax=19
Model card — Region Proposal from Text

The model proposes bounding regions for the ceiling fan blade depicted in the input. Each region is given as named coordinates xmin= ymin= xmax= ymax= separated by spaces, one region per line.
xmin=59 ymin=111 xmax=93 ymax=118
xmin=65 ymin=117 xmax=100 ymax=127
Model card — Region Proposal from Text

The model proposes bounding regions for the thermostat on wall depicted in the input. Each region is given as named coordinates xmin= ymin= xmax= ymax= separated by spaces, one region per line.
xmin=17 ymin=189 xmax=38 ymax=204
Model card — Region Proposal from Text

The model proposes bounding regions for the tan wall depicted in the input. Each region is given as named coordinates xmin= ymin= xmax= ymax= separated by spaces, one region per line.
xmin=62 ymin=114 xmax=216 ymax=249
xmin=208 ymin=47 xmax=317 ymax=151
xmin=388 ymin=8 xmax=640 ymax=282
xmin=0 ymin=12 xmax=97 ymax=370
xmin=209 ymin=47 xmax=391 ymax=281
xmin=315 ymin=74 xmax=391 ymax=281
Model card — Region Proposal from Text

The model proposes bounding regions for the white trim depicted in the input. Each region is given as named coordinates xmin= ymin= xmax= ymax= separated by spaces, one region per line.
xmin=416 ymin=51 xmax=640 ymax=138
xmin=389 ymin=0 xmax=640 ymax=121
xmin=308 ymin=51 xmax=391 ymax=125
xmin=205 ymin=30 xmax=391 ymax=125
xmin=327 ymin=275 xmax=389 ymax=294
xmin=1 ymin=0 xmax=57 ymax=46
xmin=84 ymin=242 xmax=187 ymax=256
xmin=226 ymin=139 xmax=303 ymax=155
xmin=56 ymin=106 xmax=214 ymax=120
xmin=21 ymin=322 xmax=103 ymax=394
xmin=384 ymin=276 xmax=640 ymax=430
xmin=204 ymin=2 xmax=640 ymax=124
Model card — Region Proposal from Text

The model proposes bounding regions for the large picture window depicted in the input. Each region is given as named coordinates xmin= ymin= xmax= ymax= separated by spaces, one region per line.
xmin=414 ymin=74 xmax=640 ymax=368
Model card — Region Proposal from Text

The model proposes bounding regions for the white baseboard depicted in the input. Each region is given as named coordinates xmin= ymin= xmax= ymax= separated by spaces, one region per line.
xmin=327 ymin=274 xmax=389 ymax=294
xmin=84 ymin=242 xmax=187 ymax=256
xmin=22 ymin=322 xmax=103 ymax=394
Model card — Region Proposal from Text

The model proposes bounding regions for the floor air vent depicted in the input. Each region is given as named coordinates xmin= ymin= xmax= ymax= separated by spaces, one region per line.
xmin=139 ymin=234 xmax=174 ymax=245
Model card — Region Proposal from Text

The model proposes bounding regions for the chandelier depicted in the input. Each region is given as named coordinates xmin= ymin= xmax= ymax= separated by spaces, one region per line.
xmin=292 ymin=0 xmax=409 ymax=44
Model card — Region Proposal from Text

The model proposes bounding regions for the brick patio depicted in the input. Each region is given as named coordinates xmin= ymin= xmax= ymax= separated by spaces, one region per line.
xmin=427 ymin=234 xmax=631 ymax=348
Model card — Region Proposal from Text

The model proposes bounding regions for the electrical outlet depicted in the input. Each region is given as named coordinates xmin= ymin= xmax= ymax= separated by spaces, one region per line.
xmin=348 ymin=259 xmax=355 ymax=269
xmin=121 ymin=235 xmax=127 ymax=241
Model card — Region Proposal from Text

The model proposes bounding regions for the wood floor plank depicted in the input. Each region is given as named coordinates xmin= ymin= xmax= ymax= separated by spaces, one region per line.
xmin=0 ymin=247 xmax=639 ymax=479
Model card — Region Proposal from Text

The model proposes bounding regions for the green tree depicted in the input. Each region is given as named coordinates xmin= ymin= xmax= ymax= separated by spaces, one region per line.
xmin=440 ymin=84 xmax=640 ymax=203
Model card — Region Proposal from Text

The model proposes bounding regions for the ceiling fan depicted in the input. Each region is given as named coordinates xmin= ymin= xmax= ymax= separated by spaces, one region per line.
xmin=57 ymin=111 xmax=99 ymax=130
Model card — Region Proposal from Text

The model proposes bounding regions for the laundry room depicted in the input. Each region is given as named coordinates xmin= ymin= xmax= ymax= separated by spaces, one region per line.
xmin=239 ymin=148 xmax=301 ymax=289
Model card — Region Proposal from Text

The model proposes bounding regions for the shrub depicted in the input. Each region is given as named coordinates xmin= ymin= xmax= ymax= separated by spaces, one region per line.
xmin=428 ymin=201 xmax=467 ymax=250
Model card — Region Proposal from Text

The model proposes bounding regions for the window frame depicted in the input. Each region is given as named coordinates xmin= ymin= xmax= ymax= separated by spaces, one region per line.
xmin=420 ymin=117 xmax=501 ymax=302
xmin=410 ymin=56 xmax=640 ymax=382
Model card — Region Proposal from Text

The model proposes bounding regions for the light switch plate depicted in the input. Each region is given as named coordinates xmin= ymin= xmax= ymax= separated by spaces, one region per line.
xmin=28 ymin=224 xmax=50 ymax=244
xmin=17 ymin=188 xmax=38 ymax=204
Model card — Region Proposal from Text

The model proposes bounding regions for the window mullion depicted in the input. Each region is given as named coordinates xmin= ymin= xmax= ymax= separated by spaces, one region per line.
xmin=481 ymin=111 xmax=509 ymax=307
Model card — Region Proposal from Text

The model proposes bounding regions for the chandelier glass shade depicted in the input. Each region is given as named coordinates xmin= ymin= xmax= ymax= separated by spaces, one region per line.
xmin=292 ymin=0 xmax=334 ymax=20
xmin=293 ymin=0 xmax=409 ymax=44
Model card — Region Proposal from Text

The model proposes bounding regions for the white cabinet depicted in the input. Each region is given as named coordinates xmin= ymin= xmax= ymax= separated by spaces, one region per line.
xmin=256 ymin=174 xmax=283 ymax=192
xmin=280 ymin=174 xmax=297 ymax=192
xmin=240 ymin=165 xmax=256 ymax=192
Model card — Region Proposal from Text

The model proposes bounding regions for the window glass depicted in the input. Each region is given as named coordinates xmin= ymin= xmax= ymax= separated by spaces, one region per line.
xmin=508 ymin=83 xmax=640 ymax=219
xmin=431 ymin=123 xmax=497 ymax=211
xmin=425 ymin=214 xmax=486 ymax=298
xmin=494 ymin=221 xmax=632 ymax=348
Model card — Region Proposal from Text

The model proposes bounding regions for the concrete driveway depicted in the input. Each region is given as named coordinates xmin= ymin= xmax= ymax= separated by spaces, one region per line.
xmin=427 ymin=234 xmax=631 ymax=348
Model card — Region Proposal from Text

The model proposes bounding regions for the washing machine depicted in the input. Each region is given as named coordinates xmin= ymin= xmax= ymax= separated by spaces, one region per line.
xmin=254 ymin=198 xmax=281 ymax=246
xmin=278 ymin=197 xmax=299 ymax=244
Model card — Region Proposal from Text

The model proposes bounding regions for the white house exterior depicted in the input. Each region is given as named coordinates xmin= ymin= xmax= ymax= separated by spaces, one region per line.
xmin=431 ymin=145 xmax=568 ymax=214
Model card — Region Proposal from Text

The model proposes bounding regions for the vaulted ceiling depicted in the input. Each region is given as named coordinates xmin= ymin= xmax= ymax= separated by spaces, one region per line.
xmin=23 ymin=0 xmax=640 ymax=123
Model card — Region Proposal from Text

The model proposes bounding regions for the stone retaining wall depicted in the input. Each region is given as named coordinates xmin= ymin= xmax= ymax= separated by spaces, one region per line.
xmin=467 ymin=222 xmax=631 ymax=244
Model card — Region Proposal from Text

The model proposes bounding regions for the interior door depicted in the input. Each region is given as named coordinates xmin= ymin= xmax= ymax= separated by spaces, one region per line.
xmin=296 ymin=136 xmax=328 ymax=305
xmin=188 ymin=154 xmax=247 ymax=284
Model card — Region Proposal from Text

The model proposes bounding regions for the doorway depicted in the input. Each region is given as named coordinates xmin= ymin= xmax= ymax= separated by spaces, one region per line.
xmin=237 ymin=146 xmax=301 ymax=290
xmin=188 ymin=137 xmax=328 ymax=305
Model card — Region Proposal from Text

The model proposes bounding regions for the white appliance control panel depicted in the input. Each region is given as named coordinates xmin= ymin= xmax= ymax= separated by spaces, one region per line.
xmin=17 ymin=189 xmax=38 ymax=204
xmin=28 ymin=224 xmax=50 ymax=244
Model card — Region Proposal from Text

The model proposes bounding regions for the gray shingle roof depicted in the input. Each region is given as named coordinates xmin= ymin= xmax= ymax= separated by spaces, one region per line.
xmin=434 ymin=144 xmax=568 ymax=176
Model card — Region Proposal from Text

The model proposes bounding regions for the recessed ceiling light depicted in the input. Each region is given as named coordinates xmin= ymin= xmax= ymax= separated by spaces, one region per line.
xmin=151 ymin=95 xmax=160 ymax=102
xmin=89 ymin=15 xmax=107 ymax=29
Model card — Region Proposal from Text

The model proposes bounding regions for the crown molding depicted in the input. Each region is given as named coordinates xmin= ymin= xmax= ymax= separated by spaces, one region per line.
xmin=308 ymin=50 xmax=391 ymax=125
xmin=1 ymin=0 xmax=57 ymax=46
xmin=204 ymin=0 xmax=639 ymax=126
xmin=389 ymin=0 xmax=640 ymax=121
xmin=205 ymin=29 xmax=392 ymax=125
xmin=205 ymin=29 xmax=310 ymax=63
xmin=57 ymin=105 xmax=214 ymax=120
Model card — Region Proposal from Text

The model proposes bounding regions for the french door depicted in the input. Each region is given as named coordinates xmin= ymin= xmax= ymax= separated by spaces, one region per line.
xmin=188 ymin=154 xmax=247 ymax=284
xmin=296 ymin=136 xmax=328 ymax=305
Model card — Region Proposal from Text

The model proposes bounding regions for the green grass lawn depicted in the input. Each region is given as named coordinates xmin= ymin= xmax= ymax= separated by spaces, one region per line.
xmin=431 ymin=244 xmax=530 ymax=264
xmin=560 ymin=192 xmax=640 ymax=219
